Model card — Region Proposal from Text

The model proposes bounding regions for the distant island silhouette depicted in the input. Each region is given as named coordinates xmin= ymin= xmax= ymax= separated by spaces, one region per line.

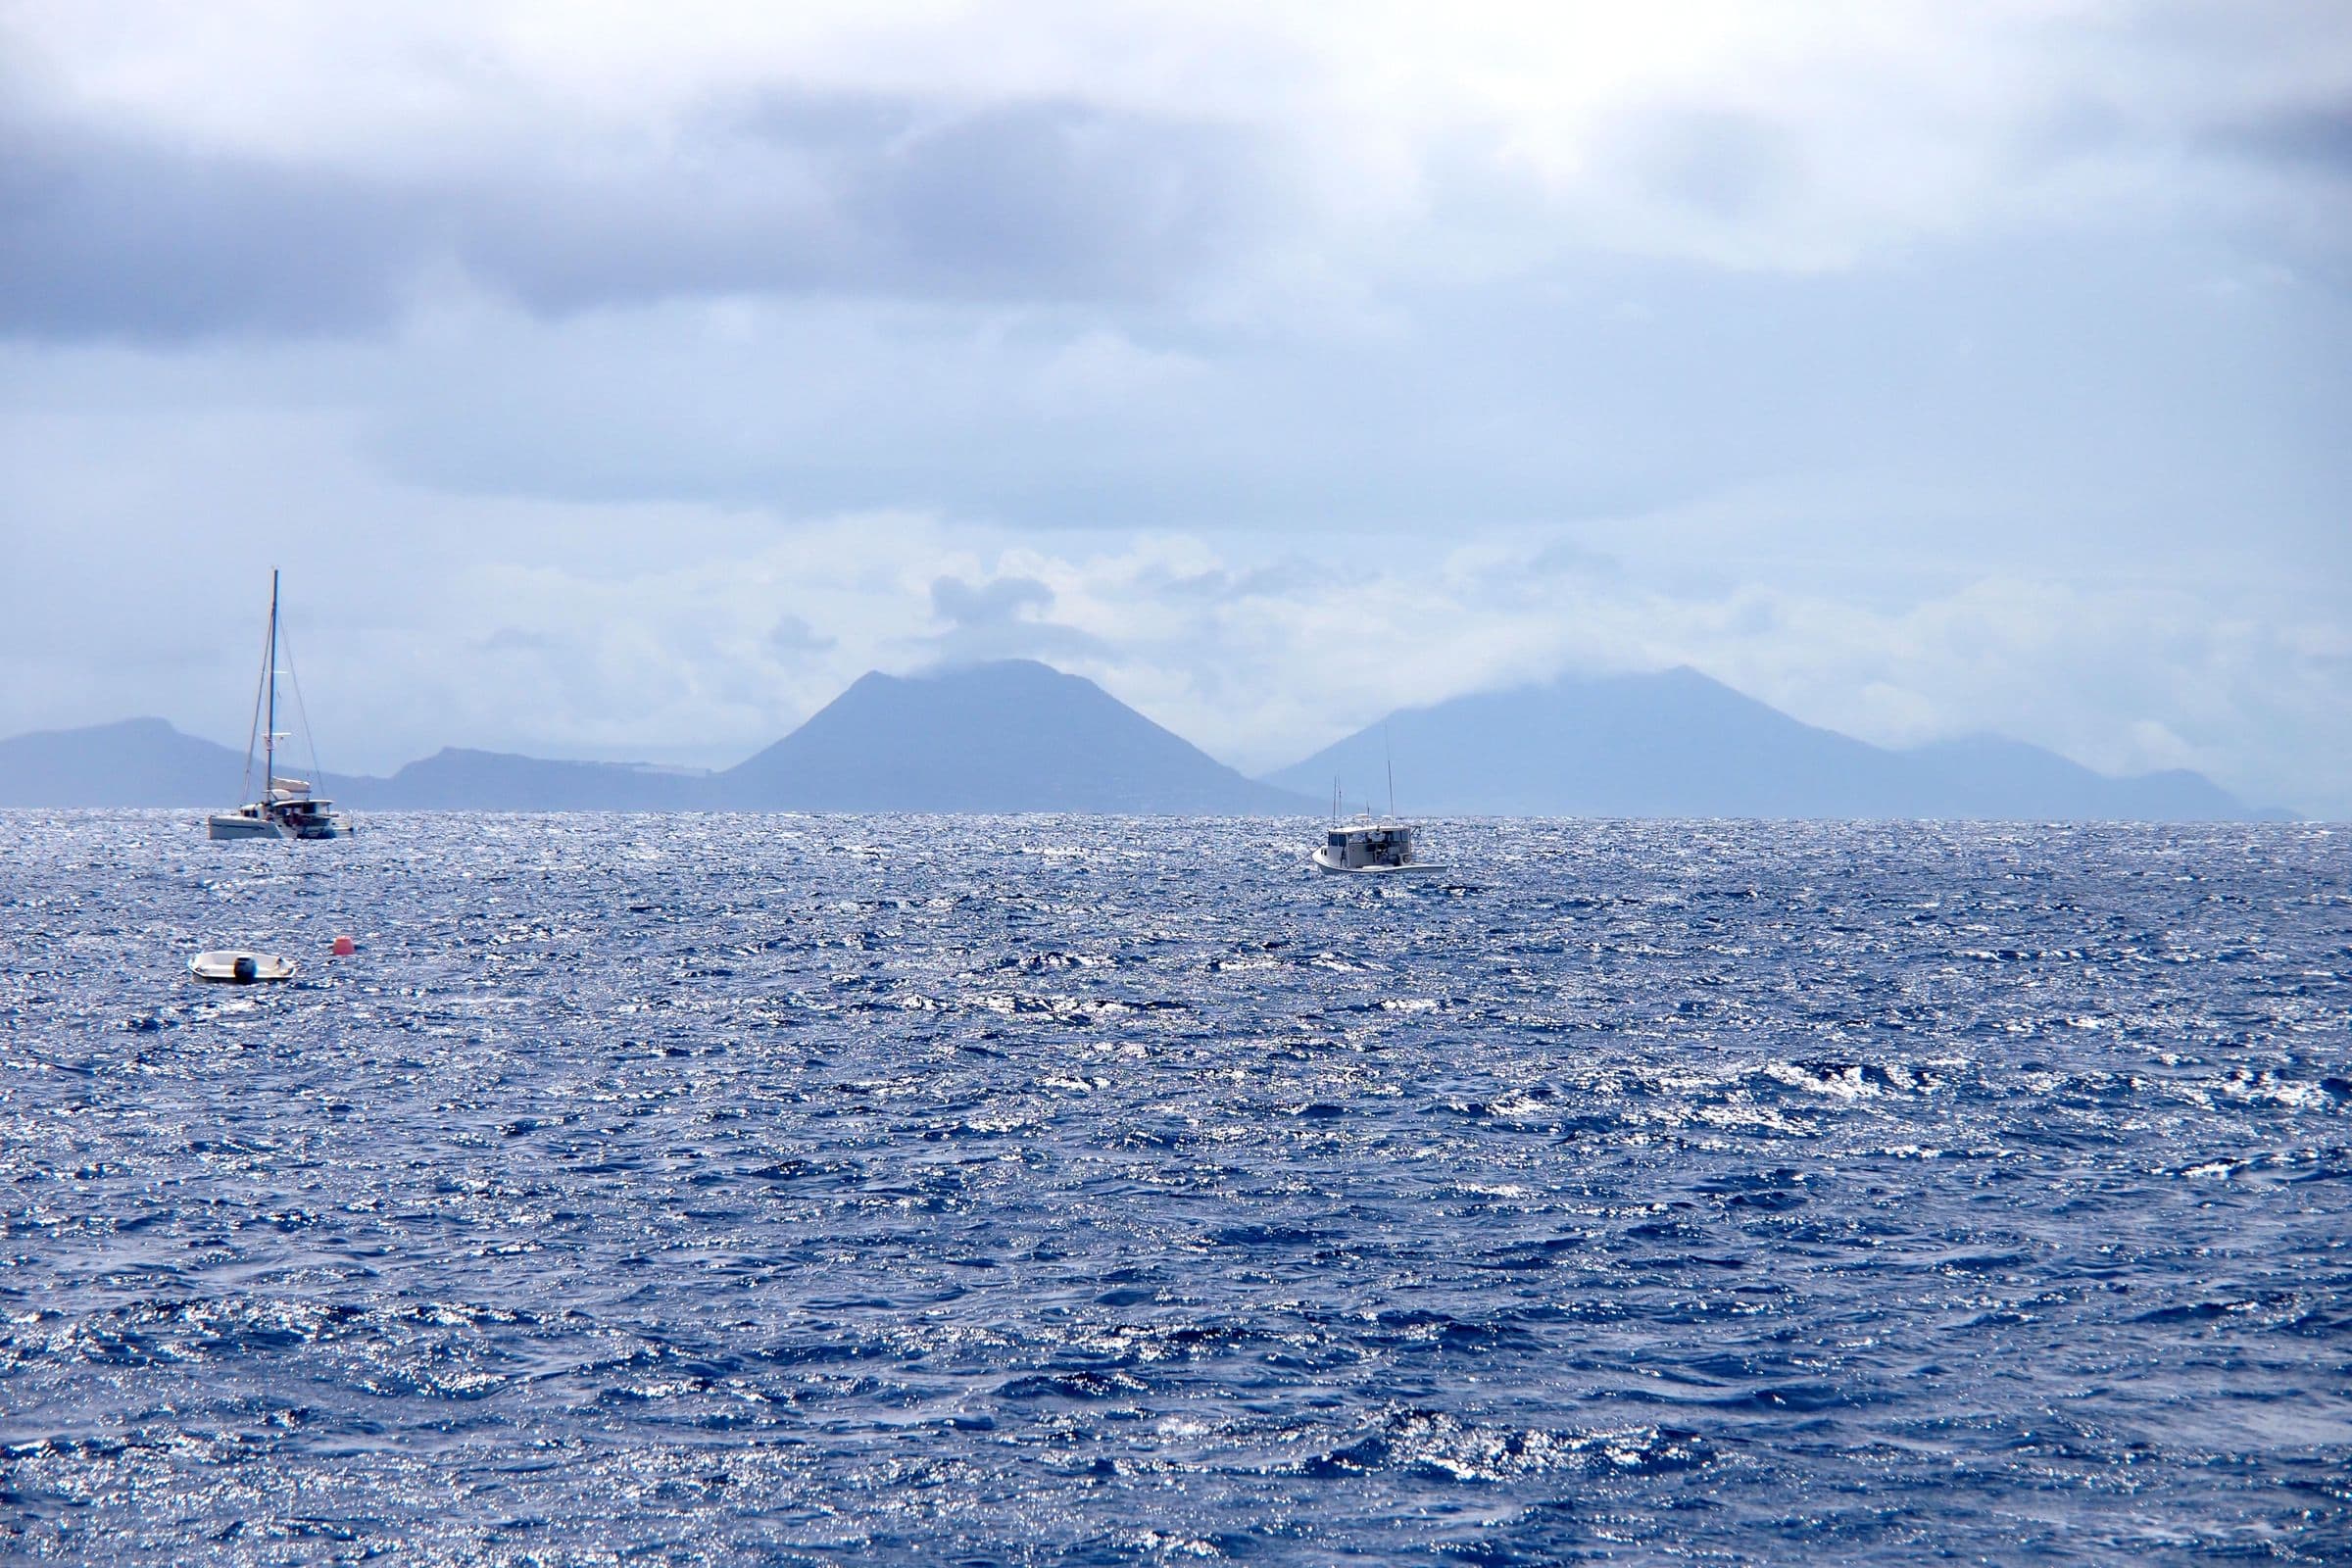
xmin=1267 ymin=665 xmax=2278 ymax=821
xmin=0 ymin=659 xmax=2284 ymax=820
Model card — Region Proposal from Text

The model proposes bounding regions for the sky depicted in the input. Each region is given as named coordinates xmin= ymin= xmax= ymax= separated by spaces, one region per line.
xmin=2 ymin=1 xmax=2347 ymax=812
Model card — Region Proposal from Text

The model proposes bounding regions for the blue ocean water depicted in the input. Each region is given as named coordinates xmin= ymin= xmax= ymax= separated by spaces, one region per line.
xmin=2 ymin=812 xmax=2348 ymax=1565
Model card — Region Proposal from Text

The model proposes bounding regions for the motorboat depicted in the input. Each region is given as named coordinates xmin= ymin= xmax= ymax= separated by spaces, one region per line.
xmin=1310 ymin=748 xmax=1447 ymax=876
xmin=1313 ymin=815 xmax=1446 ymax=876
xmin=207 ymin=569 xmax=352 ymax=841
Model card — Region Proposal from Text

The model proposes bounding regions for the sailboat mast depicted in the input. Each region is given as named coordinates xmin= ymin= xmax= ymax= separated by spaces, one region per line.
xmin=265 ymin=568 xmax=278 ymax=796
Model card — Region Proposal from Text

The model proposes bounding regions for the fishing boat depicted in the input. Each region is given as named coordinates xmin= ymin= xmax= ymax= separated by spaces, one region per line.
xmin=207 ymin=570 xmax=352 ymax=841
xmin=1311 ymin=760 xmax=1446 ymax=876
xmin=1313 ymin=814 xmax=1446 ymax=875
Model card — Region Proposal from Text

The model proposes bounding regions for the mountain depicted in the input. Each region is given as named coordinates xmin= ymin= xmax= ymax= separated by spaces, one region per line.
xmin=1263 ymin=667 xmax=2274 ymax=822
xmin=1895 ymin=735 xmax=2257 ymax=821
xmin=352 ymin=749 xmax=713 ymax=811
xmin=0 ymin=663 xmax=1304 ymax=814
xmin=720 ymin=661 xmax=1307 ymax=813
xmin=0 ymin=717 xmax=254 ymax=808
xmin=0 ymin=664 xmax=2278 ymax=819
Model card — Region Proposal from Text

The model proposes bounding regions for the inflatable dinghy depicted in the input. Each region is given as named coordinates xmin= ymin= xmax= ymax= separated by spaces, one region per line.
xmin=189 ymin=950 xmax=296 ymax=984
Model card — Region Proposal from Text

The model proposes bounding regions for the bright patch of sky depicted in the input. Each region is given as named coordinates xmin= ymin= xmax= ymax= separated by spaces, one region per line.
xmin=2 ymin=1 xmax=2347 ymax=811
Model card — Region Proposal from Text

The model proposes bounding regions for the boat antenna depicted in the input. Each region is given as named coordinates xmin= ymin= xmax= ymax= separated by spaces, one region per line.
xmin=1331 ymin=776 xmax=1339 ymax=824
xmin=1385 ymin=724 xmax=1396 ymax=818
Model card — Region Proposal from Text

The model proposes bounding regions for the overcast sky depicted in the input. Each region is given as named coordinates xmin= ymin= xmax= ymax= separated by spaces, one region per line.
xmin=3 ymin=1 xmax=2347 ymax=811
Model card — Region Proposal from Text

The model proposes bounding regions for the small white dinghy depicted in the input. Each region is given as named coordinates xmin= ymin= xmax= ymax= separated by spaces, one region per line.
xmin=189 ymin=950 xmax=297 ymax=984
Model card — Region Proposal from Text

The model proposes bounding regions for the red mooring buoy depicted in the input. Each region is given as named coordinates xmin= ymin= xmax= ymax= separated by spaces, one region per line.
xmin=331 ymin=935 xmax=357 ymax=957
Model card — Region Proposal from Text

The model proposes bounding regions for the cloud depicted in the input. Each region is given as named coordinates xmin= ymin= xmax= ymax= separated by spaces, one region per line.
xmin=0 ymin=117 xmax=427 ymax=339
xmin=0 ymin=80 xmax=1273 ymax=340
xmin=1615 ymin=109 xmax=1803 ymax=226
xmin=2218 ymin=107 xmax=2352 ymax=180
xmin=925 ymin=571 xmax=1106 ymax=664
xmin=7 ymin=2 xmax=2350 ymax=345
xmin=767 ymin=612 xmax=836 ymax=655
xmin=931 ymin=572 xmax=1053 ymax=628
xmin=478 ymin=626 xmax=561 ymax=654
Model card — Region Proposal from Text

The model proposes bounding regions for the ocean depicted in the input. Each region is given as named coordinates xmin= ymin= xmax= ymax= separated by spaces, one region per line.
xmin=3 ymin=812 xmax=2347 ymax=1564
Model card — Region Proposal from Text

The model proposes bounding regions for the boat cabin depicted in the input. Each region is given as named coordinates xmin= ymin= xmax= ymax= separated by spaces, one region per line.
xmin=212 ymin=776 xmax=345 ymax=840
xmin=1314 ymin=819 xmax=1422 ymax=872
xmin=268 ymin=794 xmax=341 ymax=836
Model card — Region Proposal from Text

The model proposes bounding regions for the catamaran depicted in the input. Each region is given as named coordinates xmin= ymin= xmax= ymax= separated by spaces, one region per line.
xmin=207 ymin=570 xmax=351 ymax=841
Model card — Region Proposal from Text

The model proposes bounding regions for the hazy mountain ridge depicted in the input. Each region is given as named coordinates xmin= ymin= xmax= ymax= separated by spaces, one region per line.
xmin=1264 ymin=666 xmax=2275 ymax=821
xmin=0 ymin=662 xmax=1307 ymax=816
xmin=0 ymin=661 xmax=2279 ymax=819
xmin=360 ymin=749 xmax=713 ymax=812
xmin=0 ymin=717 xmax=260 ymax=808
xmin=0 ymin=722 xmax=714 ymax=813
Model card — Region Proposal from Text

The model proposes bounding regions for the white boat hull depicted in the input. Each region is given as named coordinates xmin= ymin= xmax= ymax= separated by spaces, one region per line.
xmin=207 ymin=808 xmax=350 ymax=840
xmin=207 ymin=812 xmax=288 ymax=840
xmin=189 ymin=950 xmax=297 ymax=983
xmin=1313 ymin=848 xmax=1448 ymax=876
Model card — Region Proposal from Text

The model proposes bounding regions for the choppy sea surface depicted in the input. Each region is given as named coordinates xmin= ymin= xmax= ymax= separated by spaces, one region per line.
xmin=2 ymin=812 xmax=2348 ymax=1565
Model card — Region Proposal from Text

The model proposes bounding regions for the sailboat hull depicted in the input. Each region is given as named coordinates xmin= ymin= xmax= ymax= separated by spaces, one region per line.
xmin=207 ymin=812 xmax=287 ymax=841
xmin=207 ymin=811 xmax=349 ymax=841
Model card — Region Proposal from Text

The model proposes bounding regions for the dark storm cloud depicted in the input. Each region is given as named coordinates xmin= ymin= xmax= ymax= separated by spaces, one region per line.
xmin=2194 ymin=107 xmax=2352 ymax=285
xmin=0 ymin=117 xmax=428 ymax=338
xmin=0 ymin=90 xmax=1272 ymax=340
xmin=760 ymin=91 xmax=1266 ymax=300
xmin=2210 ymin=107 xmax=2352 ymax=181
